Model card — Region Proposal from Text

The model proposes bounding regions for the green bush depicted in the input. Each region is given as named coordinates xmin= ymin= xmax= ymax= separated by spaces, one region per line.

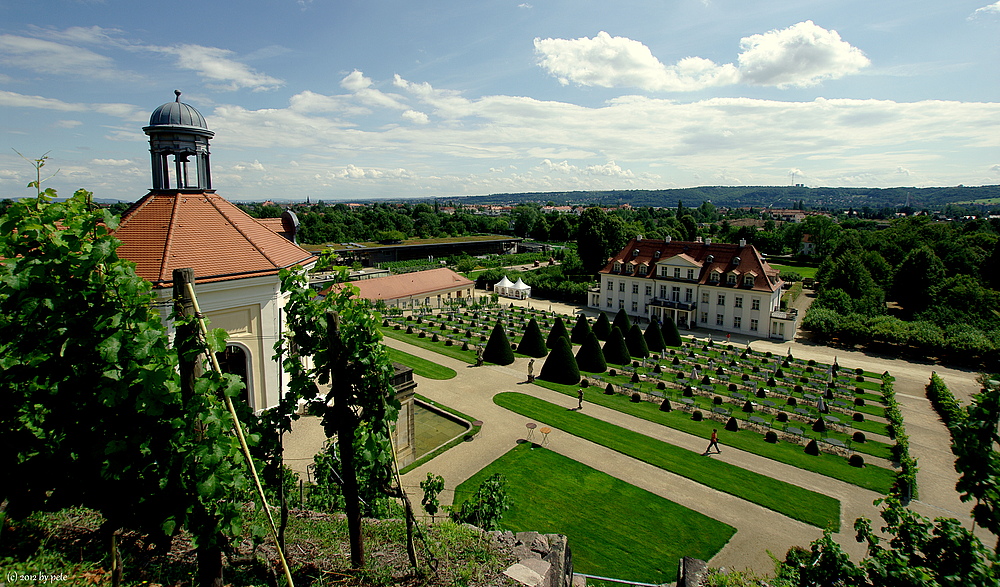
xmin=625 ymin=324 xmax=649 ymax=358
xmin=602 ymin=327 xmax=630 ymax=366
xmin=483 ymin=320 xmax=515 ymax=365
xmin=643 ymin=320 xmax=666 ymax=353
xmin=575 ymin=331 xmax=607 ymax=373
xmin=571 ymin=314 xmax=592 ymax=345
xmin=517 ymin=318 xmax=549 ymax=358
xmin=661 ymin=315 xmax=682 ymax=347
xmin=538 ymin=336 xmax=580 ymax=385
xmin=612 ymin=309 xmax=631 ymax=337
xmin=592 ymin=312 xmax=612 ymax=340
xmin=546 ymin=317 xmax=570 ymax=350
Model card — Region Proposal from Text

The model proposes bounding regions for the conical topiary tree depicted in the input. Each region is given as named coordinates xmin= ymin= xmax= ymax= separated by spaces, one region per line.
xmin=517 ymin=318 xmax=548 ymax=358
xmin=571 ymin=314 xmax=592 ymax=345
xmin=575 ymin=331 xmax=607 ymax=373
xmin=643 ymin=320 xmax=666 ymax=354
xmin=625 ymin=324 xmax=649 ymax=358
xmin=592 ymin=312 xmax=612 ymax=341
xmin=546 ymin=316 xmax=569 ymax=349
xmin=482 ymin=319 xmax=515 ymax=365
xmin=539 ymin=336 xmax=581 ymax=385
xmin=612 ymin=309 xmax=631 ymax=336
xmin=661 ymin=315 xmax=682 ymax=347
xmin=602 ymin=326 xmax=630 ymax=366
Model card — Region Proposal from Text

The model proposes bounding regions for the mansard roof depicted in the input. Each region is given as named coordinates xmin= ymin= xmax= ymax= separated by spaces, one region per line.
xmin=600 ymin=237 xmax=781 ymax=293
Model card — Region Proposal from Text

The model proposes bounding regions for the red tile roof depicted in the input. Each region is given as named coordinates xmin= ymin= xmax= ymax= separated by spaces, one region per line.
xmin=328 ymin=268 xmax=474 ymax=301
xmin=114 ymin=191 xmax=315 ymax=288
xmin=602 ymin=237 xmax=780 ymax=293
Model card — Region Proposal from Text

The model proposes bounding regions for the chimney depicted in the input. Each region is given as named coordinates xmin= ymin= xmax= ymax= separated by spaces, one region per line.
xmin=665 ymin=235 xmax=672 ymax=243
xmin=695 ymin=236 xmax=703 ymax=243
xmin=739 ymin=238 xmax=747 ymax=247
xmin=637 ymin=235 xmax=643 ymax=241
xmin=705 ymin=238 xmax=712 ymax=246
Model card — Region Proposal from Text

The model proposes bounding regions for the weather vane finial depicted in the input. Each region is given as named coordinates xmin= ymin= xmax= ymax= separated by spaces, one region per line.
xmin=174 ymin=89 xmax=182 ymax=102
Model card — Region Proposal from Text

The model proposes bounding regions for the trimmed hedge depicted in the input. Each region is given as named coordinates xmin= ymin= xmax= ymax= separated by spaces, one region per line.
xmin=602 ymin=326 xmax=631 ymax=366
xmin=539 ymin=336 xmax=581 ymax=385
xmin=926 ymin=372 xmax=964 ymax=426
xmin=482 ymin=319 xmax=515 ymax=365
xmin=518 ymin=318 xmax=549 ymax=358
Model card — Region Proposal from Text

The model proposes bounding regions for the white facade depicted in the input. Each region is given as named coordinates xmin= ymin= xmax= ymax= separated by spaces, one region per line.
xmin=589 ymin=238 xmax=795 ymax=341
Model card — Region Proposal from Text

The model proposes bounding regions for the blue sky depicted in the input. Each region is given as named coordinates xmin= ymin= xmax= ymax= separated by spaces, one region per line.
xmin=2 ymin=0 xmax=999 ymax=202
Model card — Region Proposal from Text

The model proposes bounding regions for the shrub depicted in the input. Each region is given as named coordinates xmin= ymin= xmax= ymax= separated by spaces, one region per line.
xmin=644 ymin=321 xmax=666 ymax=353
xmin=725 ymin=416 xmax=739 ymax=431
xmin=849 ymin=455 xmax=865 ymax=468
xmin=853 ymin=412 xmax=864 ymax=422
xmin=394 ymin=324 xmax=401 ymax=330
xmin=479 ymin=335 xmax=487 ymax=342
xmin=631 ymin=372 xmax=640 ymax=383
xmin=510 ymin=343 xmax=517 ymax=351
xmin=382 ymin=319 xmax=389 ymax=327
xmin=786 ymin=397 xmax=797 ymax=406
xmin=581 ymin=379 xmax=590 ymax=388
xmin=445 ymin=339 xmax=453 ymax=346
xmin=592 ymin=312 xmax=612 ymax=340
xmin=853 ymin=431 xmax=866 ymax=443
xmin=794 ymin=385 xmax=803 ymax=393
xmin=776 ymin=412 xmax=788 ymax=422
xmin=659 ymin=399 xmax=672 ymax=412
xmin=661 ymin=315 xmax=683 ymax=347
xmin=538 ymin=336 xmax=581 ymax=385
xmin=856 ymin=375 xmax=864 ymax=382
xmin=453 ymin=327 xmax=461 ymax=334
xmin=742 ymin=373 xmax=750 ymax=381
xmin=812 ymin=419 xmax=827 ymax=433
xmin=700 ymin=375 xmax=711 ymax=385
xmin=657 ymin=381 xmax=666 ymax=390
xmin=805 ymin=366 xmax=814 ymax=373
xmin=753 ymin=365 xmax=760 ymax=373
xmin=728 ymin=383 xmax=738 ymax=392
xmin=630 ymin=392 xmax=641 ymax=403
xmin=604 ymin=384 xmax=615 ymax=395
xmin=743 ymin=401 xmax=754 ymax=413
xmin=482 ymin=320 xmax=515 ymax=365
xmin=418 ymin=331 xmax=427 ymax=338
xmin=808 ymin=359 xmax=816 ymax=366
xmin=612 ymin=309 xmax=631 ymax=336
xmin=406 ymin=325 xmax=414 ymax=334
xmin=713 ymin=396 xmax=723 ymax=405
xmin=804 ymin=440 xmax=820 ymax=456
xmin=416 ymin=317 xmax=423 ymax=324
xmin=431 ymin=333 xmax=440 ymax=342
xmin=571 ymin=314 xmax=592 ymax=345
xmin=462 ymin=341 xmax=469 ymax=351
xmin=716 ymin=366 xmax=725 ymax=375
xmin=692 ymin=411 xmax=703 ymax=421
xmin=776 ymin=369 xmax=784 ymax=378
xmin=765 ymin=351 xmax=772 ymax=358
xmin=625 ymin=324 xmax=650 ymax=358
xmin=653 ymin=364 xmax=662 ymax=374
xmin=768 ymin=377 xmax=777 ymax=386
xmin=855 ymin=397 xmax=865 ymax=407
xmin=855 ymin=387 xmax=863 ymax=394
xmin=517 ymin=318 xmax=549 ymax=358
xmin=602 ymin=327 xmax=631 ymax=366
xmin=546 ymin=317 xmax=570 ymax=350
xmin=756 ymin=389 xmax=766 ymax=399
xmin=855 ymin=367 xmax=864 ymax=375
xmin=764 ymin=431 xmax=778 ymax=443
xmin=683 ymin=386 xmax=694 ymax=397
xmin=672 ymin=356 xmax=680 ymax=365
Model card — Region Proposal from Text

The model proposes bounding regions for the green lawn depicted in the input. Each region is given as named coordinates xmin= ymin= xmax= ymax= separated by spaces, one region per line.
xmin=494 ymin=392 xmax=842 ymax=530
xmin=770 ymin=263 xmax=819 ymax=280
xmin=387 ymin=347 xmax=457 ymax=379
xmin=380 ymin=326 xmax=477 ymax=364
xmin=531 ymin=379 xmax=894 ymax=492
xmin=454 ymin=443 xmax=735 ymax=584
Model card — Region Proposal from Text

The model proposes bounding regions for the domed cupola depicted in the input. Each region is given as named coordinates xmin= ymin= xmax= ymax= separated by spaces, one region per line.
xmin=143 ymin=90 xmax=214 ymax=191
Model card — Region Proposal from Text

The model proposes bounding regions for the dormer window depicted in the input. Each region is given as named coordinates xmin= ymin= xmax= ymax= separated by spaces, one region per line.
xmin=624 ymin=264 xmax=633 ymax=274
xmin=633 ymin=249 xmax=640 ymax=257
xmin=613 ymin=262 xmax=622 ymax=272
xmin=639 ymin=264 xmax=648 ymax=275
xmin=660 ymin=266 xmax=669 ymax=277
xmin=654 ymin=251 xmax=661 ymax=258
xmin=727 ymin=273 xmax=737 ymax=285
xmin=744 ymin=275 xmax=755 ymax=287
xmin=710 ymin=271 xmax=720 ymax=282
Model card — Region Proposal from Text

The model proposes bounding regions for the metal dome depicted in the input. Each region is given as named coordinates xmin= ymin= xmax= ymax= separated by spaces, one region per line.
xmin=147 ymin=90 xmax=209 ymax=130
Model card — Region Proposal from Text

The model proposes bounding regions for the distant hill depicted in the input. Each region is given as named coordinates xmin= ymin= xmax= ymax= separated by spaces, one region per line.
xmin=441 ymin=185 xmax=1000 ymax=211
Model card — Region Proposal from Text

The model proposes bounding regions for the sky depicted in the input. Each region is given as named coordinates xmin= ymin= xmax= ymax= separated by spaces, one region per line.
xmin=1 ymin=0 xmax=999 ymax=202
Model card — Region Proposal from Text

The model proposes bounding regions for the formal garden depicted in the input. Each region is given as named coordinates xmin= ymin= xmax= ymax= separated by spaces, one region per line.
xmin=380 ymin=305 xmax=914 ymax=500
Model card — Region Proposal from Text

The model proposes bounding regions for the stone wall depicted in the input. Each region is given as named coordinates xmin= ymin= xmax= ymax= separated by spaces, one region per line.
xmin=490 ymin=530 xmax=573 ymax=587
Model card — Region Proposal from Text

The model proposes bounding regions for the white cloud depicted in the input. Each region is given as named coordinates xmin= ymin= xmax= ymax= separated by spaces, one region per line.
xmin=91 ymin=158 xmax=132 ymax=166
xmin=152 ymin=44 xmax=283 ymax=91
xmin=534 ymin=21 xmax=868 ymax=92
xmin=585 ymin=161 xmax=635 ymax=177
xmin=402 ymin=109 xmax=429 ymax=124
xmin=971 ymin=2 xmax=1000 ymax=17
xmin=340 ymin=70 xmax=372 ymax=91
xmin=232 ymin=160 xmax=266 ymax=172
xmin=0 ymin=34 xmax=124 ymax=80
xmin=737 ymin=21 xmax=870 ymax=88
xmin=534 ymin=31 xmax=738 ymax=92
xmin=54 ymin=120 xmax=83 ymax=128
xmin=0 ymin=90 xmax=146 ymax=120
xmin=990 ymin=164 xmax=1000 ymax=173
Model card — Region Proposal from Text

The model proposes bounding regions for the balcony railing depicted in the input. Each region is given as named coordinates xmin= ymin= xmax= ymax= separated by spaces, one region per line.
xmin=649 ymin=298 xmax=697 ymax=311
xmin=770 ymin=308 xmax=799 ymax=320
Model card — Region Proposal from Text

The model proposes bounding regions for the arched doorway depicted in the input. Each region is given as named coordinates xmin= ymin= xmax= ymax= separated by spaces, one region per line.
xmin=215 ymin=344 xmax=251 ymax=407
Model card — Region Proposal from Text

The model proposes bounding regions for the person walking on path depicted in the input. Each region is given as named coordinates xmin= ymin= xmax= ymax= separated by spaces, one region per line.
xmin=577 ymin=388 xmax=584 ymax=410
xmin=705 ymin=429 xmax=721 ymax=455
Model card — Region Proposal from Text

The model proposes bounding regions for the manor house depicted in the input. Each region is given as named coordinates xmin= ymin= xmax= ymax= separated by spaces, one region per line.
xmin=590 ymin=236 xmax=797 ymax=341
